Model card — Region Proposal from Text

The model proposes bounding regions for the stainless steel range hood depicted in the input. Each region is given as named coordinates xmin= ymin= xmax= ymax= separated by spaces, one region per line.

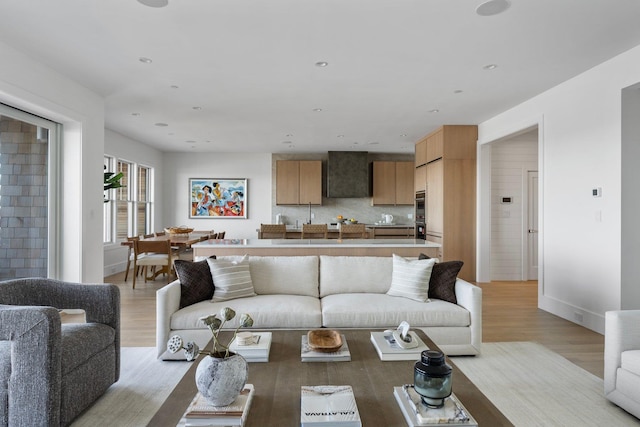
xmin=326 ymin=151 xmax=369 ymax=198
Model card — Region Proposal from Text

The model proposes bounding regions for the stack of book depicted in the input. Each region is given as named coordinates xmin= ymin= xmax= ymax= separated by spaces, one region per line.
xmin=229 ymin=331 xmax=272 ymax=362
xmin=393 ymin=385 xmax=477 ymax=427
xmin=301 ymin=334 xmax=351 ymax=362
xmin=180 ymin=384 xmax=255 ymax=427
xmin=300 ymin=385 xmax=362 ymax=427
xmin=370 ymin=331 xmax=429 ymax=361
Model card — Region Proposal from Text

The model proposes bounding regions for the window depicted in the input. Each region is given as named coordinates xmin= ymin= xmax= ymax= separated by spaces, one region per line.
xmin=103 ymin=156 xmax=153 ymax=243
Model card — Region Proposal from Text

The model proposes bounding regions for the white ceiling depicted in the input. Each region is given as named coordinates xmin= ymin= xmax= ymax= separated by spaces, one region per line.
xmin=1 ymin=0 xmax=640 ymax=154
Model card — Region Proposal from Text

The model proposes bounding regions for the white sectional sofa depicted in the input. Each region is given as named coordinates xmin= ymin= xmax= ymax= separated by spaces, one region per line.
xmin=156 ymin=255 xmax=482 ymax=359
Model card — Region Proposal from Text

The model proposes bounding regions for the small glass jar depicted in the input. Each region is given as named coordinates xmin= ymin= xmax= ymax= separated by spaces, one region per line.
xmin=414 ymin=350 xmax=452 ymax=408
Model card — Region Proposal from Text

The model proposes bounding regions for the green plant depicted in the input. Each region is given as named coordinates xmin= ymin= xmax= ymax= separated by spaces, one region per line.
xmin=167 ymin=307 xmax=254 ymax=361
xmin=104 ymin=165 xmax=124 ymax=202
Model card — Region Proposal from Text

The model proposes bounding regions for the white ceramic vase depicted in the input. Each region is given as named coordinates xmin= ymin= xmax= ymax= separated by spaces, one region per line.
xmin=195 ymin=352 xmax=248 ymax=406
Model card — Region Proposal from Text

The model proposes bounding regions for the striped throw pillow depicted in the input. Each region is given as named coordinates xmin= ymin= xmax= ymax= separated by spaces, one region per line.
xmin=387 ymin=254 xmax=436 ymax=302
xmin=207 ymin=255 xmax=257 ymax=302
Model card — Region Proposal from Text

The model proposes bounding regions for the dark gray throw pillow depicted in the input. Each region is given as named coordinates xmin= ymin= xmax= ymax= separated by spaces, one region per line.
xmin=418 ymin=253 xmax=463 ymax=304
xmin=175 ymin=256 xmax=216 ymax=308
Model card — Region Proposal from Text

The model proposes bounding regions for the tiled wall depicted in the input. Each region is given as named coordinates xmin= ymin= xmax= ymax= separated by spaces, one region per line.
xmin=0 ymin=116 xmax=48 ymax=279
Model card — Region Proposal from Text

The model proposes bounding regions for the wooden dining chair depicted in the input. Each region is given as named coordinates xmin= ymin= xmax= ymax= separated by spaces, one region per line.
xmin=338 ymin=223 xmax=367 ymax=239
xmin=132 ymin=239 xmax=175 ymax=289
xmin=155 ymin=231 xmax=166 ymax=236
xmin=301 ymin=223 xmax=328 ymax=239
xmin=143 ymin=233 xmax=154 ymax=238
xmin=218 ymin=231 xmax=226 ymax=239
xmin=260 ymin=224 xmax=286 ymax=239
xmin=124 ymin=236 xmax=141 ymax=282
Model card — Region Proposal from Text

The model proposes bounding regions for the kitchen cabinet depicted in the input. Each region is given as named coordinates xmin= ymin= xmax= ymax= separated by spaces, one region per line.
xmin=416 ymin=125 xmax=477 ymax=281
xmin=371 ymin=161 xmax=414 ymax=206
xmin=415 ymin=164 xmax=426 ymax=193
xmin=415 ymin=139 xmax=427 ymax=167
xmin=276 ymin=160 xmax=322 ymax=205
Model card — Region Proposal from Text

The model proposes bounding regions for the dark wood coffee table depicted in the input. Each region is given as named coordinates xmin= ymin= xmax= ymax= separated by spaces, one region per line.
xmin=148 ymin=329 xmax=512 ymax=426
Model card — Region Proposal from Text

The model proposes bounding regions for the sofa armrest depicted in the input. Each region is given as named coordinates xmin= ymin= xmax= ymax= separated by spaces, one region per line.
xmin=454 ymin=278 xmax=482 ymax=354
xmin=0 ymin=305 xmax=63 ymax=426
xmin=156 ymin=280 xmax=182 ymax=358
xmin=604 ymin=310 xmax=640 ymax=394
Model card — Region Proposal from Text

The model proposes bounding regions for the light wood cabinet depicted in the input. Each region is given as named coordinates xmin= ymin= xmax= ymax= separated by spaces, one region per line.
xmin=415 ymin=139 xmax=428 ymax=167
xmin=415 ymin=125 xmax=477 ymax=281
xmin=372 ymin=161 xmax=414 ymax=206
xmin=276 ymin=160 xmax=322 ymax=205
xmin=415 ymin=165 xmax=426 ymax=193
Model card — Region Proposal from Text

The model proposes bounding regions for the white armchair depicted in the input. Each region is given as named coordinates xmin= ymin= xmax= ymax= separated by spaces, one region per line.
xmin=604 ymin=310 xmax=640 ymax=418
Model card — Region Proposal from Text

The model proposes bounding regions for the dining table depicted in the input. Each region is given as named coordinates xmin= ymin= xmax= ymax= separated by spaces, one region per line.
xmin=120 ymin=232 xmax=210 ymax=249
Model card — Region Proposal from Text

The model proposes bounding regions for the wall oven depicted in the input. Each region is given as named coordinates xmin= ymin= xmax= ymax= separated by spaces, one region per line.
xmin=415 ymin=191 xmax=426 ymax=240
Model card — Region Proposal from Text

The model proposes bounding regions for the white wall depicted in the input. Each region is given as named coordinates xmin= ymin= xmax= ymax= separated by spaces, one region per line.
xmin=478 ymin=43 xmax=640 ymax=334
xmin=163 ymin=152 xmax=272 ymax=240
xmin=103 ymin=129 xmax=164 ymax=275
xmin=490 ymin=132 xmax=538 ymax=280
xmin=0 ymin=41 xmax=104 ymax=283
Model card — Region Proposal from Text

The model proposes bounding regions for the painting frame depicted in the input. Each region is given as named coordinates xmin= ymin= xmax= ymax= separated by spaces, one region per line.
xmin=189 ymin=178 xmax=247 ymax=219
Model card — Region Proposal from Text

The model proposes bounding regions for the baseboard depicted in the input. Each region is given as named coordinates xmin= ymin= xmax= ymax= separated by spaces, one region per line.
xmin=104 ymin=261 xmax=127 ymax=278
xmin=539 ymin=294 xmax=605 ymax=334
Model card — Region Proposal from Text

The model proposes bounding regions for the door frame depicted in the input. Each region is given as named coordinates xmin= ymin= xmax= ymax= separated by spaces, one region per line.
xmin=476 ymin=115 xmax=544 ymax=298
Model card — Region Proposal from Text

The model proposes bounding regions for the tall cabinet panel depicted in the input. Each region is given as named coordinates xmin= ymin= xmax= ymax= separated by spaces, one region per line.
xmin=299 ymin=160 xmax=322 ymax=205
xmin=372 ymin=161 xmax=414 ymax=206
xmin=416 ymin=125 xmax=477 ymax=281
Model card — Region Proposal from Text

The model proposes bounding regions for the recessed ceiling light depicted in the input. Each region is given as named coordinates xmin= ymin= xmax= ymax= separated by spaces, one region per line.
xmin=186 ymin=140 xmax=196 ymax=143
xmin=139 ymin=57 xmax=153 ymax=64
xmin=429 ymin=109 xmax=440 ymax=113
xmin=282 ymin=141 xmax=293 ymax=144
xmin=476 ymin=0 xmax=511 ymax=16
xmin=285 ymin=134 xmax=293 ymax=137
xmin=369 ymin=142 xmax=380 ymax=145
xmin=170 ymin=85 xmax=179 ymax=89
xmin=315 ymin=61 xmax=329 ymax=67
xmin=483 ymin=64 xmax=498 ymax=70
xmin=337 ymin=134 xmax=345 ymax=138
xmin=155 ymin=122 xmax=168 ymax=127
xmin=313 ymin=108 xmax=323 ymax=112
xmin=137 ymin=0 xmax=169 ymax=8
xmin=192 ymin=106 xmax=202 ymax=110
xmin=131 ymin=112 xmax=141 ymax=116
xmin=454 ymin=90 xmax=464 ymax=94
xmin=400 ymin=133 xmax=407 ymax=137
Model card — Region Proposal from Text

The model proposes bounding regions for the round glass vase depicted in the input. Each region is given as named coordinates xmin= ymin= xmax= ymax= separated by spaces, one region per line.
xmin=413 ymin=350 xmax=452 ymax=408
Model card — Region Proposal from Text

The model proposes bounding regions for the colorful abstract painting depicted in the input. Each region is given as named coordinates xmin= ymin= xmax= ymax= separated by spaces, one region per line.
xmin=189 ymin=178 xmax=247 ymax=218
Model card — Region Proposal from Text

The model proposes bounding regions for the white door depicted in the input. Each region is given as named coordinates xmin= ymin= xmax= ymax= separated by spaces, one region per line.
xmin=527 ymin=171 xmax=539 ymax=280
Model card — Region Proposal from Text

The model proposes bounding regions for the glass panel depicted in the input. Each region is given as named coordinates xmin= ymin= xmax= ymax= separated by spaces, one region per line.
xmin=117 ymin=160 xmax=130 ymax=201
xmin=138 ymin=166 xmax=148 ymax=202
xmin=116 ymin=201 xmax=129 ymax=241
xmin=136 ymin=202 xmax=147 ymax=235
xmin=0 ymin=114 xmax=49 ymax=279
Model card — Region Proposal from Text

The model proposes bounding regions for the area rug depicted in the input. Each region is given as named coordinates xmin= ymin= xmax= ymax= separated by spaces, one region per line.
xmin=453 ymin=342 xmax=639 ymax=426
xmin=71 ymin=347 xmax=192 ymax=427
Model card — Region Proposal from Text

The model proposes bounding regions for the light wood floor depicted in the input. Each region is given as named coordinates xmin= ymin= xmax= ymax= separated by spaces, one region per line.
xmin=76 ymin=272 xmax=604 ymax=379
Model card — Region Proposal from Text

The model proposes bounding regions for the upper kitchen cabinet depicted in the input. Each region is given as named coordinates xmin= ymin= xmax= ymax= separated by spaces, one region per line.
xmin=372 ymin=161 xmax=414 ymax=205
xmin=276 ymin=160 xmax=322 ymax=205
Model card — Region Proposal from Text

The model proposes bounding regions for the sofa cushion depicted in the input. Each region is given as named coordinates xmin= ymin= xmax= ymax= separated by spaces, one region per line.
xmin=387 ymin=254 xmax=436 ymax=302
xmin=621 ymin=350 xmax=640 ymax=376
xmin=207 ymin=255 xmax=257 ymax=302
xmin=247 ymin=256 xmax=319 ymax=297
xmin=319 ymin=256 xmax=393 ymax=297
xmin=61 ymin=323 xmax=116 ymax=375
xmin=175 ymin=256 xmax=216 ymax=308
xmin=170 ymin=295 xmax=322 ymax=330
xmin=419 ymin=253 xmax=463 ymax=304
xmin=321 ymin=293 xmax=470 ymax=328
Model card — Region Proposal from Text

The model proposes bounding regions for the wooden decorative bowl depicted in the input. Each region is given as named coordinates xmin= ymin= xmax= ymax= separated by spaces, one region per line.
xmin=307 ymin=329 xmax=343 ymax=352
xmin=164 ymin=227 xmax=194 ymax=235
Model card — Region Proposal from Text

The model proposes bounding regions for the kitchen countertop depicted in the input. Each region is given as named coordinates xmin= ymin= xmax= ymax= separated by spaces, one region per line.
xmin=193 ymin=238 xmax=438 ymax=248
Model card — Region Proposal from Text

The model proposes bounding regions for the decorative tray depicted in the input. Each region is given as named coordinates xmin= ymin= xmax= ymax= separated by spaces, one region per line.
xmin=307 ymin=329 xmax=343 ymax=352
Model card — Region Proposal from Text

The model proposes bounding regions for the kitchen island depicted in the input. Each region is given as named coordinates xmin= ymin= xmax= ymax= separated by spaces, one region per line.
xmin=192 ymin=238 xmax=439 ymax=258
xmin=256 ymin=224 xmax=415 ymax=239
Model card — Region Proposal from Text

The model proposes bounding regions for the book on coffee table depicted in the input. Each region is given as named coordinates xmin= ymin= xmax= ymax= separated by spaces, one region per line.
xmin=180 ymin=384 xmax=255 ymax=427
xmin=301 ymin=334 xmax=351 ymax=362
xmin=229 ymin=332 xmax=272 ymax=362
xmin=370 ymin=331 xmax=429 ymax=361
xmin=300 ymin=385 xmax=362 ymax=427
xmin=393 ymin=385 xmax=477 ymax=427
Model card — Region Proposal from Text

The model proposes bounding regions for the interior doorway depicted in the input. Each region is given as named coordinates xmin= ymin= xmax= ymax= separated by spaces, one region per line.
xmin=478 ymin=125 xmax=540 ymax=283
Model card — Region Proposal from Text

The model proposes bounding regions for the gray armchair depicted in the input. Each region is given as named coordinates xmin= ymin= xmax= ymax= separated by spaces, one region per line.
xmin=0 ymin=278 xmax=120 ymax=426
xmin=604 ymin=310 xmax=640 ymax=419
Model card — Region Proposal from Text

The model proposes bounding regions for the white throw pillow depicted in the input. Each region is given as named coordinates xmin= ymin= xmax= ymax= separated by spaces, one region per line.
xmin=386 ymin=254 xmax=436 ymax=302
xmin=207 ymin=255 xmax=257 ymax=302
